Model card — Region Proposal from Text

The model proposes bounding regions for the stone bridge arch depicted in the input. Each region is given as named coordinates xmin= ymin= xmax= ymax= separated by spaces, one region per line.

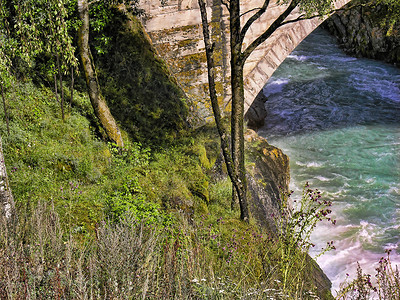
xmin=138 ymin=0 xmax=351 ymax=122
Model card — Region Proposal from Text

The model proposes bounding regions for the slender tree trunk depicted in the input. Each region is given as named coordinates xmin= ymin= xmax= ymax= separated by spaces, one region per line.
xmin=0 ymin=136 xmax=16 ymax=226
xmin=0 ymin=82 xmax=10 ymax=135
xmin=198 ymin=0 xmax=247 ymax=217
xmin=231 ymin=63 xmax=249 ymax=221
xmin=230 ymin=0 xmax=249 ymax=221
xmin=70 ymin=67 xmax=74 ymax=112
xmin=56 ymin=53 xmax=65 ymax=120
xmin=77 ymin=0 xmax=124 ymax=147
xmin=53 ymin=61 xmax=59 ymax=104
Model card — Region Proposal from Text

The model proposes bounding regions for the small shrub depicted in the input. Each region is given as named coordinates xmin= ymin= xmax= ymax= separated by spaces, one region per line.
xmin=337 ymin=250 xmax=400 ymax=299
xmin=259 ymin=183 xmax=336 ymax=298
xmin=104 ymin=176 xmax=171 ymax=225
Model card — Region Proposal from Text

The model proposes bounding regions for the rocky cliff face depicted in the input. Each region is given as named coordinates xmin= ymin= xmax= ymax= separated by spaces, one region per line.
xmin=245 ymin=129 xmax=333 ymax=299
xmin=245 ymin=129 xmax=289 ymax=231
xmin=324 ymin=4 xmax=400 ymax=66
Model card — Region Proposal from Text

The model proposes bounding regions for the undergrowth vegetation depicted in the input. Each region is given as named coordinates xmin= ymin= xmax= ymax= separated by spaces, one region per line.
xmin=0 ymin=77 xmax=206 ymax=233
xmin=0 ymin=191 xmax=334 ymax=299
xmin=0 ymin=77 xmax=340 ymax=298
xmin=2 ymin=75 xmax=397 ymax=299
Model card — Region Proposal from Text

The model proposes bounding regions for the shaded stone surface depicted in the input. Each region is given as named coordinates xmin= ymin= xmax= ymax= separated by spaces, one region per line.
xmin=245 ymin=129 xmax=289 ymax=231
xmin=245 ymin=90 xmax=268 ymax=130
xmin=324 ymin=5 xmax=400 ymax=66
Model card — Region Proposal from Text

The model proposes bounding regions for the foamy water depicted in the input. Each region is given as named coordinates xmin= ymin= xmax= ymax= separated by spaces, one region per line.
xmin=259 ymin=28 xmax=400 ymax=295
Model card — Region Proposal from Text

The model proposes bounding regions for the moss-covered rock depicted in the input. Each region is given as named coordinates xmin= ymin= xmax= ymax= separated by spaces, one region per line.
xmin=245 ymin=129 xmax=290 ymax=231
xmin=245 ymin=129 xmax=333 ymax=299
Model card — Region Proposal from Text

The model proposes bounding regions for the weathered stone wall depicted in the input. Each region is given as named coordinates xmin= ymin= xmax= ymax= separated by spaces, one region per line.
xmin=139 ymin=0 xmax=228 ymax=122
xmin=324 ymin=4 xmax=400 ymax=66
xmin=139 ymin=0 xmax=352 ymax=122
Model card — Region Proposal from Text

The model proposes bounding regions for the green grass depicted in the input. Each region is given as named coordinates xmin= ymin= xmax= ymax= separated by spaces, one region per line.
xmin=0 ymin=77 xmax=337 ymax=299
xmin=0 ymin=78 xmax=202 ymax=233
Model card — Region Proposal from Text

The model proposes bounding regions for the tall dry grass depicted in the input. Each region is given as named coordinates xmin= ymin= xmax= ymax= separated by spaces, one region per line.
xmin=0 ymin=186 xmax=338 ymax=299
xmin=0 ymin=202 xmax=268 ymax=299
xmin=0 ymin=201 xmax=197 ymax=299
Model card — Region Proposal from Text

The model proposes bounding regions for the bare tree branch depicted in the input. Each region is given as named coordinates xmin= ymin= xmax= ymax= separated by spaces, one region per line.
xmin=239 ymin=6 xmax=266 ymax=18
xmin=241 ymin=0 xmax=299 ymax=63
xmin=221 ymin=0 xmax=230 ymax=10
xmin=280 ymin=2 xmax=373 ymax=27
xmin=240 ymin=0 xmax=270 ymax=45
xmin=240 ymin=0 xmax=373 ymax=63
xmin=279 ymin=12 xmax=321 ymax=26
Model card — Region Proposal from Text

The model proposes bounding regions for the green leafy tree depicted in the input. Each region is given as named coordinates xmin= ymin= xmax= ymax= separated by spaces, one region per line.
xmin=0 ymin=0 xmax=13 ymax=135
xmin=0 ymin=0 xmax=17 ymax=222
xmin=12 ymin=0 xmax=78 ymax=119
xmin=0 ymin=0 xmax=142 ymax=146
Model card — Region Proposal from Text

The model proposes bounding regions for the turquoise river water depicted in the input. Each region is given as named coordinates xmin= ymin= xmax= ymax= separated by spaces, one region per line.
xmin=258 ymin=28 xmax=400 ymax=293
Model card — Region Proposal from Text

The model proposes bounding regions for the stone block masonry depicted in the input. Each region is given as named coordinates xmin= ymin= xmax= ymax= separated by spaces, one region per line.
xmin=138 ymin=0 xmax=352 ymax=121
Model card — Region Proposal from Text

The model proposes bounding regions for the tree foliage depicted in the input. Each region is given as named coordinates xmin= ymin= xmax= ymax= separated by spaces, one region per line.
xmin=15 ymin=0 xmax=76 ymax=66
xmin=374 ymin=0 xmax=400 ymax=32
xmin=0 ymin=0 xmax=144 ymax=145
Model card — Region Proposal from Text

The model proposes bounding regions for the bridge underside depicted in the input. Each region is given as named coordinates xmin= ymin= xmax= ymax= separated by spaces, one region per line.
xmin=138 ymin=0 xmax=351 ymax=123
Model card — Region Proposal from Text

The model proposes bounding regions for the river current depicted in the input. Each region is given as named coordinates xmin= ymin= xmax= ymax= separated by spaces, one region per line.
xmin=258 ymin=28 xmax=400 ymax=293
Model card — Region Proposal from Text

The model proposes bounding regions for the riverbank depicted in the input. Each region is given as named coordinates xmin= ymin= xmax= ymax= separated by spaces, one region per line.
xmin=258 ymin=27 xmax=400 ymax=294
xmin=0 ymin=68 xmax=336 ymax=298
